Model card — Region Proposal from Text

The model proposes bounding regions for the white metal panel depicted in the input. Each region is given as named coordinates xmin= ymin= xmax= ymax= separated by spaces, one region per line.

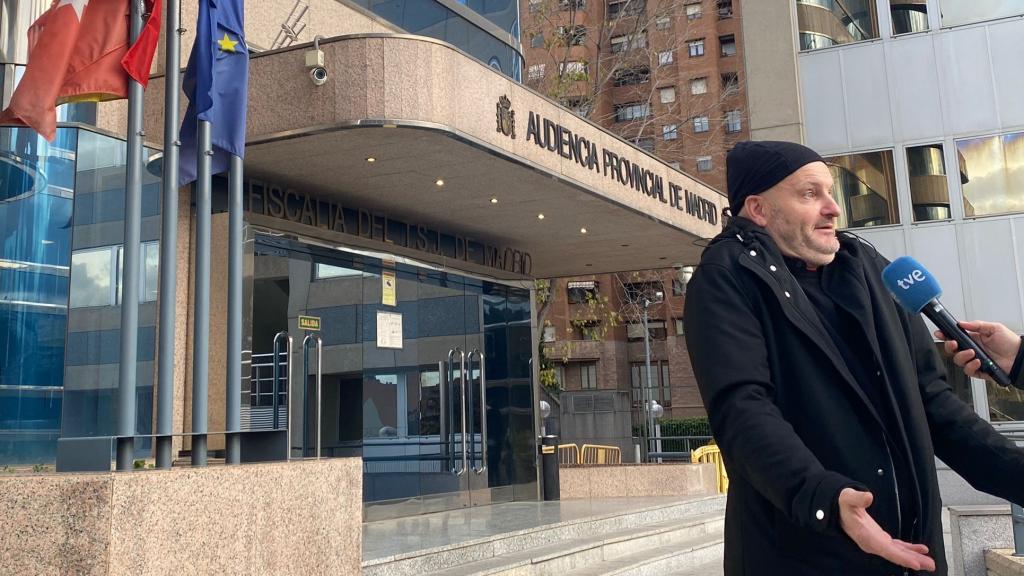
xmin=886 ymin=36 xmax=944 ymax=142
xmin=908 ymin=224 xmax=966 ymax=320
xmin=959 ymin=218 xmax=1024 ymax=331
xmin=986 ymin=19 xmax=1024 ymax=129
xmin=841 ymin=44 xmax=894 ymax=149
xmin=1012 ymin=216 xmax=1024 ymax=333
xmin=799 ymin=50 xmax=849 ymax=153
xmin=935 ymin=26 xmax=999 ymax=136
xmin=848 ymin=226 xmax=906 ymax=262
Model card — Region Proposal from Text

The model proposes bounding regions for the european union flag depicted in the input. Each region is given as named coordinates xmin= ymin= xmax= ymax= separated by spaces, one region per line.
xmin=178 ymin=0 xmax=248 ymax=187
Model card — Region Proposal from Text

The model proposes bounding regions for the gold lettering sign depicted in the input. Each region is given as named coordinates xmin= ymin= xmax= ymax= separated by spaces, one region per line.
xmin=298 ymin=315 xmax=321 ymax=331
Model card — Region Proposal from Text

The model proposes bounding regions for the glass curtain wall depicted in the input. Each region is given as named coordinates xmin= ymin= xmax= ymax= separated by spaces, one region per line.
xmin=0 ymin=127 xmax=76 ymax=464
xmin=59 ymin=131 xmax=162 ymax=455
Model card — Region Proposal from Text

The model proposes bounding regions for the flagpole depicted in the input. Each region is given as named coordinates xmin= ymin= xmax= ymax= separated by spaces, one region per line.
xmin=156 ymin=0 xmax=181 ymax=470
xmin=116 ymin=0 xmax=146 ymax=472
xmin=226 ymin=154 xmax=243 ymax=464
xmin=192 ymin=118 xmax=212 ymax=467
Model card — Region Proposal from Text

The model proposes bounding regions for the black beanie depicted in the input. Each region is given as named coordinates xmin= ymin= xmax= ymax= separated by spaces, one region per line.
xmin=726 ymin=140 xmax=825 ymax=216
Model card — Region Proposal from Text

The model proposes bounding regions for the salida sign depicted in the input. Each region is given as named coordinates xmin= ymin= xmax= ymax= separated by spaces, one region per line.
xmin=495 ymin=94 xmax=720 ymax=227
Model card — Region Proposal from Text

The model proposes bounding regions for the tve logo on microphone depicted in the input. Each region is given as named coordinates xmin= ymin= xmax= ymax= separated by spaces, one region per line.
xmin=881 ymin=256 xmax=942 ymax=314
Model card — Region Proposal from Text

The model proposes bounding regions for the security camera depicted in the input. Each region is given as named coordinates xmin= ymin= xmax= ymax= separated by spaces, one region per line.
xmin=310 ymin=66 xmax=328 ymax=86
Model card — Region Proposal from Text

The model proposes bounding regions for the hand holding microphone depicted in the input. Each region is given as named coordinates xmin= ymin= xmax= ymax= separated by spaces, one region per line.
xmin=934 ymin=321 xmax=1020 ymax=380
xmin=881 ymin=256 xmax=1012 ymax=388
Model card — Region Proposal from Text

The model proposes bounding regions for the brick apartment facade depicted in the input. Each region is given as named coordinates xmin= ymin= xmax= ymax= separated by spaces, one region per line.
xmin=523 ymin=0 xmax=748 ymax=418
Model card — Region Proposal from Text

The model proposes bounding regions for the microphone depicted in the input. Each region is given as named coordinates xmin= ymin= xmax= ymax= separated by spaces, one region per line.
xmin=882 ymin=256 xmax=1011 ymax=387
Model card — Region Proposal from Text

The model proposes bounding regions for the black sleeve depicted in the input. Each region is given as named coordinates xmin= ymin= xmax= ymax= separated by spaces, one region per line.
xmin=908 ymin=313 xmax=1024 ymax=505
xmin=1010 ymin=336 xmax=1024 ymax=390
xmin=684 ymin=262 xmax=862 ymax=535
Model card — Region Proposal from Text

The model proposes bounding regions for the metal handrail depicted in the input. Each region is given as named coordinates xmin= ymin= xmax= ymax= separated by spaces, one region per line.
xmin=468 ymin=348 xmax=487 ymax=475
xmin=302 ymin=333 xmax=322 ymax=459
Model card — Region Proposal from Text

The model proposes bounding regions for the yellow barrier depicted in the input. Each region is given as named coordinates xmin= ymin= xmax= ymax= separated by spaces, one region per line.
xmin=557 ymin=444 xmax=579 ymax=465
xmin=691 ymin=443 xmax=729 ymax=493
xmin=580 ymin=444 xmax=621 ymax=465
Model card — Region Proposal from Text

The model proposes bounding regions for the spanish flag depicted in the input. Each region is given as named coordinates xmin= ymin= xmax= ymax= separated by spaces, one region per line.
xmin=0 ymin=0 xmax=162 ymax=142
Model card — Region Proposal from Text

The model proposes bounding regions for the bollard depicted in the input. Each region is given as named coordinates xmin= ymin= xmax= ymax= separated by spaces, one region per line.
xmin=541 ymin=435 xmax=560 ymax=501
xmin=1013 ymin=503 xmax=1024 ymax=557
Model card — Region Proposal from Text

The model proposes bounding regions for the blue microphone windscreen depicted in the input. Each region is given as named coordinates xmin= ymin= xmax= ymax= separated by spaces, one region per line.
xmin=881 ymin=256 xmax=942 ymax=313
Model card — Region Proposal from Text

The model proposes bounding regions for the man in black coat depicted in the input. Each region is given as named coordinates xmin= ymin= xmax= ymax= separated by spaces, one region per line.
xmin=683 ymin=140 xmax=1024 ymax=575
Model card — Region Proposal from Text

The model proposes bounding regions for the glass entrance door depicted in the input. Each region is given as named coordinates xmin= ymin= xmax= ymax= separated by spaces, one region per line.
xmin=250 ymin=234 xmax=537 ymax=520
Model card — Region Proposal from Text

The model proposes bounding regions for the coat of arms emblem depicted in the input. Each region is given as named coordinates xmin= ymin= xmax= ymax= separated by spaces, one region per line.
xmin=496 ymin=95 xmax=515 ymax=139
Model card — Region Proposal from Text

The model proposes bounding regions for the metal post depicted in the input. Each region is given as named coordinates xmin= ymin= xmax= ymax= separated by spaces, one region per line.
xmin=1011 ymin=504 xmax=1024 ymax=556
xmin=156 ymin=0 xmax=182 ymax=470
xmin=225 ymin=155 xmax=243 ymax=464
xmin=191 ymin=120 xmax=212 ymax=467
xmin=642 ymin=302 xmax=655 ymax=462
xmin=116 ymin=0 xmax=146 ymax=472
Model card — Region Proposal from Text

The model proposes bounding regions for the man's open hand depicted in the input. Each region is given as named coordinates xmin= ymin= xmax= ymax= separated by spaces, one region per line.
xmin=838 ymin=488 xmax=935 ymax=572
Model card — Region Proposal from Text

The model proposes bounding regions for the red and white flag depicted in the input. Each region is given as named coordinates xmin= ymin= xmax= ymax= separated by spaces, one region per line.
xmin=0 ymin=0 xmax=162 ymax=141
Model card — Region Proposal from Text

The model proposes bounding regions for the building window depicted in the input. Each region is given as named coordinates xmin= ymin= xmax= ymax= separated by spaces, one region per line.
xmin=719 ymin=34 xmax=736 ymax=57
xmin=721 ymin=71 xmax=739 ymax=95
xmin=655 ymin=15 xmax=671 ymax=29
xmin=659 ymin=86 xmax=676 ymax=103
xmin=543 ymin=325 xmax=557 ymax=342
xmin=71 ymin=242 xmax=160 ymax=308
xmin=529 ymin=0 xmax=543 ymax=12
xmin=610 ymin=33 xmax=647 ymax=53
xmin=633 ymin=137 xmax=656 ymax=153
xmin=559 ymin=60 xmax=589 ymax=80
xmin=717 ymin=0 xmax=732 ymax=18
xmin=906 ymin=144 xmax=952 ymax=222
xmin=956 ymin=131 xmax=1024 ymax=218
xmin=580 ymin=362 xmax=598 ymax=389
xmin=560 ymin=0 xmax=585 ymax=9
xmin=626 ymin=320 xmax=667 ymax=341
xmin=574 ymin=320 xmax=602 ymax=340
xmin=686 ymin=3 xmax=702 ymax=19
xmin=563 ymin=96 xmax=593 ymax=116
xmin=662 ymin=124 xmax=678 ymax=140
xmin=613 ymin=66 xmax=650 ymax=86
xmin=631 ymin=361 xmax=671 ymax=407
xmin=607 ymin=0 xmax=645 ymax=19
xmin=674 ymin=318 xmax=685 ymax=335
xmin=658 ymin=50 xmax=673 ymax=65
xmin=690 ymin=77 xmax=708 ymax=95
xmin=696 ymin=156 xmax=713 ymax=172
xmin=688 ymin=38 xmax=705 ymax=57
xmin=527 ymin=64 xmax=546 ymax=80
xmin=672 ymin=278 xmax=685 ymax=296
xmin=615 ymin=102 xmax=651 ymax=122
xmin=826 ymin=149 xmax=900 ymax=228
xmin=693 ymin=116 xmax=709 ymax=133
xmin=669 ymin=161 xmax=681 ymax=170
xmin=530 ymin=33 xmax=545 ymax=48
xmin=725 ymin=110 xmax=742 ymax=133
xmin=567 ymin=280 xmax=600 ymax=304
xmin=937 ymin=1 xmax=1020 ymax=28
xmin=557 ymin=25 xmax=587 ymax=46
xmin=890 ymin=0 xmax=928 ymax=34
xmin=797 ymin=0 xmax=879 ymax=51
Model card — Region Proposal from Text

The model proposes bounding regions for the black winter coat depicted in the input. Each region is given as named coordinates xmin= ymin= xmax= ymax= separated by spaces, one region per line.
xmin=684 ymin=217 xmax=1024 ymax=576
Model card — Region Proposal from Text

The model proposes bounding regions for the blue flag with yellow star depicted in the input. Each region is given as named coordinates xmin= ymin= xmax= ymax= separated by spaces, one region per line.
xmin=178 ymin=0 xmax=248 ymax=186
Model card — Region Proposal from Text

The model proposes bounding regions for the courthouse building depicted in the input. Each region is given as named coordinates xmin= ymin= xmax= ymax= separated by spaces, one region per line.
xmin=0 ymin=0 xmax=723 ymax=520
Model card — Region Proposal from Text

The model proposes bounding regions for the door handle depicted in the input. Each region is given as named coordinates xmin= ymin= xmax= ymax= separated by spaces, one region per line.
xmin=457 ymin=348 xmax=468 ymax=476
xmin=468 ymin=349 xmax=487 ymax=475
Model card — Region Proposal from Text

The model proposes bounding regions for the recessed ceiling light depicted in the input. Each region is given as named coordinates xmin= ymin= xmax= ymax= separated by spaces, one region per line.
xmin=41 ymin=240 xmax=55 ymax=245
xmin=435 ymin=179 xmax=445 ymax=186
xmin=585 ymin=263 xmax=593 ymax=267
xmin=537 ymin=213 xmax=545 ymax=220
xmin=365 ymin=157 xmax=376 ymax=163
xmin=490 ymin=198 xmax=498 ymax=204
xmin=659 ymin=257 xmax=667 ymax=260
xmin=580 ymin=227 xmax=588 ymax=234
xmin=621 ymin=244 xmax=629 ymax=247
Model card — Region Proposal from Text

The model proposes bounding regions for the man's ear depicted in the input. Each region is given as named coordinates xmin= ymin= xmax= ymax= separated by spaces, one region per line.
xmin=743 ymin=195 xmax=770 ymax=227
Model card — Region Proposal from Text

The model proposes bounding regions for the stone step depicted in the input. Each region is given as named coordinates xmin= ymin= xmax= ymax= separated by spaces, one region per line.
xmin=661 ymin=559 xmax=725 ymax=576
xmin=361 ymin=495 xmax=726 ymax=576
xmin=427 ymin=512 xmax=724 ymax=576
xmin=560 ymin=532 xmax=723 ymax=576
